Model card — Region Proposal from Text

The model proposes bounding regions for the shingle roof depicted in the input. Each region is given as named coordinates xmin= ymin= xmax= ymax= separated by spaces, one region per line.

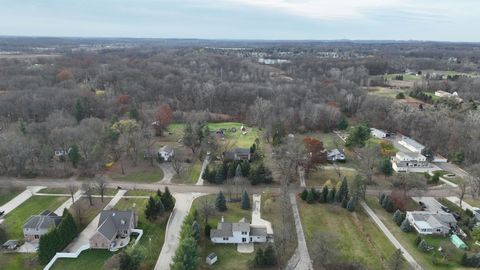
xmin=211 ymin=222 xmax=233 ymax=238
xmin=96 ymin=210 xmax=134 ymax=240
xmin=401 ymin=137 xmax=425 ymax=150
xmin=23 ymin=211 xmax=61 ymax=230
xmin=408 ymin=211 xmax=456 ymax=228
xmin=250 ymin=226 xmax=267 ymax=237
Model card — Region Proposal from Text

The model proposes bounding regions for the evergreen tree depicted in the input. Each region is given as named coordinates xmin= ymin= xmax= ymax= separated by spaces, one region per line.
xmin=263 ymin=245 xmax=277 ymax=266
xmin=191 ymin=221 xmax=200 ymax=241
xmin=120 ymin=246 xmax=145 ymax=270
xmin=241 ymin=161 xmax=251 ymax=177
xmin=74 ymin=99 xmax=86 ymax=122
xmin=19 ymin=120 xmax=27 ymax=135
xmin=171 ymin=236 xmax=198 ymax=270
xmin=345 ymin=124 xmax=370 ymax=148
xmin=400 ymin=219 xmax=413 ymax=232
xmin=388 ymin=249 xmax=405 ymax=270
xmin=215 ymin=165 xmax=227 ymax=184
xmin=68 ymin=144 xmax=81 ymax=168
xmin=393 ymin=210 xmax=405 ymax=226
xmin=241 ymin=190 xmax=251 ymax=210
xmin=417 ymin=239 xmax=428 ymax=252
xmin=341 ymin=196 xmax=349 ymax=208
xmin=156 ymin=189 xmax=162 ymax=197
xmin=161 ymin=187 xmax=175 ymax=211
xmin=379 ymin=193 xmax=386 ymax=205
xmin=300 ymin=189 xmax=308 ymax=201
xmin=145 ymin=196 xmax=158 ymax=221
xmin=338 ymin=117 xmax=349 ymax=130
xmin=235 ymin=164 xmax=243 ymax=178
xmin=156 ymin=198 xmax=165 ymax=217
xmin=306 ymin=189 xmax=315 ymax=204
xmin=327 ymin=188 xmax=336 ymax=203
xmin=335 ymin=177 xmax=348 ymax=203
xmin=320 ymin=186 xmax=329 ymax=203
xmin=215 ymin=191 xmax=227 ymax=212
xmin=227 ymin=162 xmax=236 ymax=179
xmin=347 ymin=197 xmax=356 ymax=212
xmin=378 ymin=158 xmax=394 ymax=177
xmin=254 ymin=247 xmax=265 ymax=266
xmin=414 ymin=236 xmax=422 ymax=246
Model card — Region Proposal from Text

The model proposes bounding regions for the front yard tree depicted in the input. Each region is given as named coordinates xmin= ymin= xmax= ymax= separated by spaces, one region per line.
xmin=263 ymin=245 xmax=277 ymax=266
xmin=337 ymin=117 xmax=348 ymax=130
xmin=145 ymin=196 xmax=158 ymax=221
xmin=82 ymin=182 xmax=94 ymax=206
xmin=306 ymin=189 xmax=315 ymax=204
xmin=68 ymin=144 xmax=80 ymax=168
xmin=199 ymin=196 xmax=215 ymax=224
xmin=156 ymin=199 xmax=165 ymax=216
xmin=191 ymin=221 xmax=200 ymax=241
xmin=215 ymin=191 xmax=227 ymax=212
xmin=120 ymin=245 xmax=145 ymax=270
xmin=320 ymin=186 xmax=329 ymax=203
xmin=302 ymin=137 xmax=327 ymax=176
xmin=171 ymin=236 xmax=198 ymax=270
xmin=345 ymin=124 xmax=370 ymax=148
xmin=389 ymin=249 xmax=405 ymax=270
xmin=327 ymin=188 xmax=336 ymax=203
xmin=300 ymin=189 xmax=308 ymax=201
xmin=393 ymin=210 xmax=405 ymax=226
xmin=335 ymin=177 xmax=348 ymax=203
xmin=378 ymin=158 xmax=394 ymax=177
xmin=346 ymin=197 xmax=356 ymax=212
xmin=95 ymin=176 xmax=107 ymax=203
xmin=241 ymin=190 xmax=251 ymax=210
xmin=400 ymin=219 xmax=413 ymax=232
xmin=154 ymin=104 xmax=173 ymax=136
xmin=161 ymin=187 xmax=175 ymax=211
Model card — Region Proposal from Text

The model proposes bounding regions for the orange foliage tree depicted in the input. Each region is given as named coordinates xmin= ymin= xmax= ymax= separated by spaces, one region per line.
xmin=303 ymin=137 xmax=327 ymax=176
xmin=56 ymin=68 xmax=74 ymax=82
xmin=154 ymin=104 xmax=173 ymax=136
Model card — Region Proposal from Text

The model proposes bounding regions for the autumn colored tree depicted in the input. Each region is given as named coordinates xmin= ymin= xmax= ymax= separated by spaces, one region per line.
xmin=116 ymin=95 xmax=131 ymax=105
xmin=154 ymin=104 xmax=173 ymax=136
xmin=303 ymin=137 xmax=327 ymax=176
xmin=56 ymin=68 xmax=74 ymax=82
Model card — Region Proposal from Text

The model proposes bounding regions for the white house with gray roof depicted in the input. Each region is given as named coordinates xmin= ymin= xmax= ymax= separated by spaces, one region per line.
xmin=406 ymin=211 xmax=457 ymax=235
xmin=89 ymin=210 xmax=137 ymax=250
xmin=399 ymin=136 xmax=425 ymax=153
xmin=23 ymin=210 xmax=62 ymax=243
xmin=391 ymin=151 xmax=429 ymax=172
xmin=210 ymin=217 xmax=268 ymax=244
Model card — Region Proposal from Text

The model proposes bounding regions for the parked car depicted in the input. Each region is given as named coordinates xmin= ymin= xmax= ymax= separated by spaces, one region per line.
xmin=441 ymin=206 xmax=451 ymax=213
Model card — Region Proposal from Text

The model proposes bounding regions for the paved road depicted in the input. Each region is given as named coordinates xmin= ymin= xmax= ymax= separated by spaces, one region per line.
xmin=0 ymin=186 xmax=45 ymax=224
xmin=155 ymin=192 xmax=205 ymax=270
xmin=288 ymin=193 xmax=313 ymax=270
xmin=196 ymin=155 xmax=209 ymax=186
xmin=446 ymin=196 xmax=477 ymax=212
xmin=65 ymin=189 xmax=126 ymax=252
xmin=54 ymin=190 xmax=83 ymax=216
xmin=361 ymin=201 xmax=423 ymax=270
xmin=298 ymin=167 xmax=306 ymax=188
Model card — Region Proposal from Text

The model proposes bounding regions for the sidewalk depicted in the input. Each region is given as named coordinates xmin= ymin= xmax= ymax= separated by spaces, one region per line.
xmin=196 ymin=155 xmax=209 ymax=186
xmin=54 ymin=190 xmax=83 ymax=215
xmin=65 ymin=189 xmax=126 ymax=252
xmin=445 ymin=196 xmax=476 ymax=212
xmin=361 ymin=201 xmax=423 ymax=270
xmin=0 ymin=186 xmax=45 ymax=224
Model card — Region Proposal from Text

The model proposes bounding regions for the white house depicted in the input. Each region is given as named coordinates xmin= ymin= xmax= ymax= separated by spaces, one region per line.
xmin=327 ymin=149 xmax=346 ymax=162
xmin=406 ymin=211 xmax=457 ymax=235
xmin=391 ymin=152 xmax=429 ymax=172
xmin=434 ymin=90 xmax=463 ymax=102
xmin=398 ymin=137 xmax=425 ymax=153
xmin=370 ymin=128 xmax=388 ymax=139
xmin=210 ymin=217 xmax=268 ymax=244
xmin=158 ymin=146 xmax=174 ymax=161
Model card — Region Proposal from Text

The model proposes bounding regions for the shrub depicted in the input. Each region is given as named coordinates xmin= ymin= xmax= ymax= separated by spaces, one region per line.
xmin=396 ymin=92 xmax=405 ymax=99
xmin=393 ymin=210 xmax=405 ymax=226
xmin=400 ymin=219 xmax=413 ymax=233
xmin=417 ymin=239 xmax=429 ymax=252
xmin=300 ymin=189 xmax=308 ymax=201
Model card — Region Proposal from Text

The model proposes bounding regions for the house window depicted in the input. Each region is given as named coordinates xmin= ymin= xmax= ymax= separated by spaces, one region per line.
xmin=242 ymin=238 xmax=246 ymax=243
xmin=34 ymin=235 xmax=39 ymax=239
xmin=124 ymin=230 xmax=128 ymax=234
xmin=223 ymin=237 xmax=229 ymax=241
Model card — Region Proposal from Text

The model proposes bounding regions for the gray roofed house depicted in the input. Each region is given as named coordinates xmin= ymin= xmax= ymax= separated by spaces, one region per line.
xmin=210 ymin=217 xmax=268 ymax=244
xmin=327 ymin=149 xmax=346 ymax=162
xmin=406 ymin=211 xmax=457 ymax=235
xmin=23 ymin=210 xmax=62 ymax=243
xmin=399 ymin=137 xmax=425 ymax=153
xmin=223 ymin=148 xmax=251 ymax=161
xmin=89 ymin=210 xmax=137 ymax=250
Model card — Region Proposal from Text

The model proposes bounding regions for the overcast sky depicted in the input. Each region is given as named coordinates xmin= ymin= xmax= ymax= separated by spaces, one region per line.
xmin=0 ymin=0 xmax=478 ymax=41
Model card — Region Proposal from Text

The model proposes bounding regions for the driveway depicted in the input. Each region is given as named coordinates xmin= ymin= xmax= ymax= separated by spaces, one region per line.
xmin=196 ymin=155 xmax=209 ymax=186
xmin=361 ymin=201 xmax=423 ymax=270
xmin=155 ymin=192 xmax=205 ymax=270
xmin=411 ymin=197 xmax=445 ymax=213
xmin=54 ymin=190 xmax=83 ymax=216
xmin=65 ymin=189 xmax=126 ymax=252
xmin=251 ymin=194 xmax=273 ymax=235
xmin=0 ymin=186 xmax=45 ymax=224
xmin=287 ymin=193 xmax=313 ymax=270
xmin=158 ymin=163 xmax=175 ymax=184
xmin=298 ymin=167 xmax=306 ymax=188
xmin=445 ymin=196 xmax=477 ymax=212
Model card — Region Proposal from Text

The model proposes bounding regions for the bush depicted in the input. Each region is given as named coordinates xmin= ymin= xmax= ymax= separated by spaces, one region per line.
xmin=205 ymin=223 xmax=212 ymax=237
xmin=379 ymin=193 xmax=386 ymax=205
xmin=396 ymin=92 xmax=405 ymax=99
xmin=400 ymin=219 xmax=413 ymax=233
xmin=393 ymin=210 xmax=405 ymax=226
xmin=306 ymin=189 xmax=315 ymax=204
xmin=300 ymin=189 xmax=308 ymax=201
xmin=414 ymin=236 xmax=422 ymax=246
xmin=465 ymin=209 xmax=474 ymax=218
xmin=346 ymin=197 xmax=356 ymax=212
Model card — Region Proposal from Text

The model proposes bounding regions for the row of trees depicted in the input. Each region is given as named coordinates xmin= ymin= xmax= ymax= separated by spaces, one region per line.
xmin=300 ymin=177 xmax=357 ymax=212
xmin=144 ymin=188 xmax=175 ymax=221
xmin=171 ymin=211 xmax=199 ymax=270
xmin=38 ymin=209 xmax=78 ymax=264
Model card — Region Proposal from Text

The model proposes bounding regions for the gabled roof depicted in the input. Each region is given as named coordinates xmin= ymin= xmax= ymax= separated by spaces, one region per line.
xmin=401 ymin=137 xmax=425 ymax=150
xmin=159 ymin=145 xmax=173 ymax=154
xmin=408 ymin=211 xmax=456 ymax=229
xmin=23 ymin=210 xmax=61 ymax=230
xmin=96 ymin=210 xmax=134 ymax=240
xmin=211 ymin=222 xmax=233 ymax=238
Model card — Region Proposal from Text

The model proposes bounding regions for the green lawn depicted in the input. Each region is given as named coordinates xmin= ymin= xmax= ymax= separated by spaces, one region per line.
xmin=124 ymin=189 xmax=156 ymax=196
xmin=191 ymin=194 xmax=257 ymax=270
xmin=424 ymin=92 xmax=441 ymax=101
xmin=3 ymin=195 xmax=67 ymax=239
xmin=303 ymin=132 xmax=344 ymax=150
xmin=52 ymin=197 xmax=168 ymax=270
xmin=307 ymin=167 xmax=358 ymax=187
xmin=365 ymin=196 xmax=469 ymax=270
xmin=37 ymin=187 xmax=73 ymax=194
xmin=0 ymin=253 xmax=42 ymax=270
xmin=115 ymin=169 xmax=164 ymax=183
xmin=385 ymin=73 xmax=421 ymax=81
xmin=0 ymin=187 xmax=24 ymax=206
xmin=298 ymin=198 xmax=396 ymax=269
xmin=464 ymin=198 xmax=480 ymax=208
xmin=173 ymin=159 xmax=202 ymax=184
xmin=367 ymin=87 xmax=405 ymax=99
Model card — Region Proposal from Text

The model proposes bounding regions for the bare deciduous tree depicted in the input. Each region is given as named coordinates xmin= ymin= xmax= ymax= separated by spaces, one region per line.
xmin=96 ymin=176 xmax=107 ymax=203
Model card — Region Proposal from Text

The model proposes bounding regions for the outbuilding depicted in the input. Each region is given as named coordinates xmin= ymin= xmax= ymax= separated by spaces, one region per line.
xmin=206 ymin=253 xmax=218 ymax=265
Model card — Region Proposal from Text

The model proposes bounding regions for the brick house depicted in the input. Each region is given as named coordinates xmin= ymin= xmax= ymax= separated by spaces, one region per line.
xmin=23 ymin=210 xmax=62 ymax=243
xmin=89 ymin=210 xmax=137 ymax=250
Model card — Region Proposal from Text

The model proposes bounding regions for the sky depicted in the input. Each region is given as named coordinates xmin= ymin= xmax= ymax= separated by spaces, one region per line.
xmin=0 ymin=0 xmax=479 ymax=42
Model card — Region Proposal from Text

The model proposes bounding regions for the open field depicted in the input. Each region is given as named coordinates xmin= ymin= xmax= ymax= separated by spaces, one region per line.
xmin=298 ymin=198 xmax=396 ymax=269
xmin=368 ymin=87 xmax=406 ymax=99
xmin=366 ymin=196 xmax=469 ymax=270
xmin=307 ymin=167 xmax=358 ymax=187
xmin=3 ymin=195 xmax=67 ymax=239
xmin=38 ymin=187 xmax=75 ymax=194
xmin=301 ymin=132 xmax=344 ymax=150
xmin=0 ymin=187 xmax=24 ymax=206
xmin=385 ymin=73 xmax=421 ymax=81
xmin=124 ymin=189 xmax=156 ymax=196
xmin=191 ymin=194 xmax=259 ymax=270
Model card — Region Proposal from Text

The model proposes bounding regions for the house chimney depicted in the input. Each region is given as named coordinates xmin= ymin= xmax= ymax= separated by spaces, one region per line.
xmin=221 ymin=216 xmax=224 ymax=223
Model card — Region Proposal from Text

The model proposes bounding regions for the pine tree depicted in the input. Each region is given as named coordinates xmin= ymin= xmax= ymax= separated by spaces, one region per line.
xmin=347 ymin=197 xmax=356 ymax=212
xmin=327 ymin=188 xmax=336 ymax=203
xmin=241 ymin=190 xmax=251 ymax=210
xmin=191 ymin=221 xmax=200 ymax=241
xmin=161 ymin=187 xmax=175 ymax=211
xmin=393 ymin=210 xmax=405 ymax=226
xmin=336 ymin=177 xmax=348 ymax=203
xmin=156 ymin=189 xmax=162 ymax=197
xmin=156 ymin=198 xmax=165 ymax=216
xmin=379 ymin=193 xmax=386 ymax=205
xmin=417 ymin=239 xmax=428 ymax=252
xmin=171 ymin=236 xmax=198 ymax=270
xmin=341 ymin=196 xmax=349 ymax=208
xmin=235 ymin=164 xmax=243 ymax=178
xmin=338 ymin=117 xmax=348 ymax=130
xmin=68 ymin=144 xmax=80 ymax=168
xmin=215 ymin=191 xmax=227 ymax=212
xmin=414 ymin=236 xmax=422 ymax=246
xmin=145 ymin=196 xmax=158 ymax=221
xmin=320 ymin=186 xmax=329 ymax=203
xmin=215 ymin=165 xmax=226 ymax=184
xmin=306 ymin=189 xmax=315 ymax=204
xmin=379 ymin=158 xmax=394 ymax=177
xmin=401 ymin=219 xmax=413 ymax=232
xmin=263 ymin=245 xmax=277 ymax=266
xmin=300 ymin=189 xmax=308 ymax=201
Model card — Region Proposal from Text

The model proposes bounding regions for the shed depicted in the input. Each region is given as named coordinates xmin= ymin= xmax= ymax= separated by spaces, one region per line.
xmin=206 ymin=252 xmax=218 ymax=265
xmin=1 ymin=240 xmax=18 ymax=250
xmin=450 ymin=234 xmax=468 ymax=249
